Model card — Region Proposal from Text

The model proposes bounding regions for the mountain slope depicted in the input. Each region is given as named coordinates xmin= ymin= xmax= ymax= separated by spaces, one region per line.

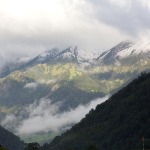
xmin=0 ymin=125 xmax=24 ymax=150
xmin=43 ymin=72 xmax=150 ymax=150
xmin=1 ymin=40 xmax=150 ymax=143
xmin=0 ymin=56 xmax=31 ymax=78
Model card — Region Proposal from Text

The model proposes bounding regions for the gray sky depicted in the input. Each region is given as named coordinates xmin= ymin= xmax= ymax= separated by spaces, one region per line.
xmin=0 ymin=0 xmax=150 ymax=57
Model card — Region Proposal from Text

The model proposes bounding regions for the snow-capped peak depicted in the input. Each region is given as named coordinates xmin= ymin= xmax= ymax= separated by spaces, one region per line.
xmin=116 ymin=41 xmax=150 ymax=58
xmin=96 ymin=40 xmax=150 ymax=65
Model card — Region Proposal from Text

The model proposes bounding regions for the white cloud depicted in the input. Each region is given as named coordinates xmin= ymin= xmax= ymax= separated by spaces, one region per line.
xmin=1 ymin=114 xmax=18 ymax=130
xmin=1 ymin=114 xmax=17 ymax=125
xmin=24 ymin=82 xmax=38 ymax=90
xmin=7 ymin=96 xmax=109 ymax=135
xmin=18 ymin=96 xmax=108 ymax=134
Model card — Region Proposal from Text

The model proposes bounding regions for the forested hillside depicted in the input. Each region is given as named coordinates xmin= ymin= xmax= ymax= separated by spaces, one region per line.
xmin=42 ymin=72 xmax=150 ymax=150
xmin=0 ymin=126 xmax=24 ymax=150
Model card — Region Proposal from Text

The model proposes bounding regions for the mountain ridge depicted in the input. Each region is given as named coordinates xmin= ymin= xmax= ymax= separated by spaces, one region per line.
xmin=41 ymin=72 xmax=150 ymax=150
xmin=1 ymin=40 xmax=150 ymax=143
xmin=97 ymin=40 xmax=150 ymax=65
xmin=1 ymin=40 xmax=150 ymax=78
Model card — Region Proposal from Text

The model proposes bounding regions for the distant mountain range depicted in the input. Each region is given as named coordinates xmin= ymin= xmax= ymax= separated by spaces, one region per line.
xmin=41 ymin=72 xmax=150 ymax=150
xmin=1 ymin=40 xmax=150 ymax=77
xmin=0 ymin=40 xmax=150 ymax=143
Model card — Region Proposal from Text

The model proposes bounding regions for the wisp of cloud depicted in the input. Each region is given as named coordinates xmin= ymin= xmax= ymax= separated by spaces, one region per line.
xmin=2 ymin=96 xmax=109 ymax=135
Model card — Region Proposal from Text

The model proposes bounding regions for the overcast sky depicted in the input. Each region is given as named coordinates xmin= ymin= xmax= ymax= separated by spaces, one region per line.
xmin=0 ymin=0 xmax=150 ymax=57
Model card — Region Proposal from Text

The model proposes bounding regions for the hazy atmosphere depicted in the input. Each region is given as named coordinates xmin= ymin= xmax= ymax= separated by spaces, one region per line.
xmin=0 ymin=0 xmax=150 ymax=149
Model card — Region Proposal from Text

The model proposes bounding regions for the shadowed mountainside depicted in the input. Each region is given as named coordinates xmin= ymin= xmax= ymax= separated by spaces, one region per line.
xmin=42 ymin=72 xmax=150 ymax=150
xmin=0 ymin=125 xmax=24 ymax=150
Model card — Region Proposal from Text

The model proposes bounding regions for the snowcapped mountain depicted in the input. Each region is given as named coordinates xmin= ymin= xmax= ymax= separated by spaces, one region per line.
xmin=26 ymin=47 xmax=79 ymax=66
xmin=1 ymin=40 xmax=150 ymax=78
xmin=78 ymin=50 xmax=100 ymax=65
xmin=27 ymin=48 xmax=61 ymax=65
xmin=97 ymin=40 xmax=150 ymax=66
xmin=116 ymin=41 xmax=150 ymax=58
xmin=31 ymin=46 xmax=99 ymax=67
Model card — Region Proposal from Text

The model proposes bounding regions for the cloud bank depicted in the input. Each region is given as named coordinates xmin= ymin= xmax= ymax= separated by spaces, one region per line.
xmin=1 ymin=96 xmax=109 ymax=135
